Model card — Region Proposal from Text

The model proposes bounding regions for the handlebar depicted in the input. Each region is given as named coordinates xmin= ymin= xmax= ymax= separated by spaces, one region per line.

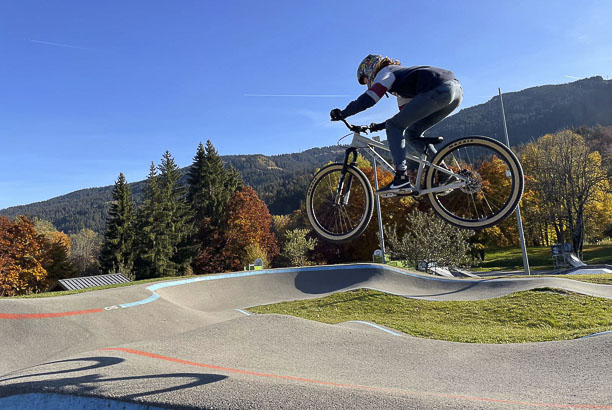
xmin=340 ymin=119 xmax=369 ymax=134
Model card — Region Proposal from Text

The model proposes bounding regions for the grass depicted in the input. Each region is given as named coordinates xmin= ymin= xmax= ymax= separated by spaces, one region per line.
xmin=248 ymin=288 xmax=612 ymax=344
xmin=493 ymin=273 xmax=612 ymax=285
xmin=7 ymin=275 xmax=198 ymax=299
xmin=474 ymin=244 xmax=612 ymax=272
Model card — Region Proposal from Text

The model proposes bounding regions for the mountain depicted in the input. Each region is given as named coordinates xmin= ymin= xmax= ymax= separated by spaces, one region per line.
xmin=2 ymin=77 xmax=611 ymax=234
xmin=0 ymin=146 xmax=346 ymax=234
xmin=430 ymin=76 xmax=612 ymax=144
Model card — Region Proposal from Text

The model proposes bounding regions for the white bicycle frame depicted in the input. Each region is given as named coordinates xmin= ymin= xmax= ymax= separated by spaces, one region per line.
xmin=346 ymin=130 xmax=467 ymax=196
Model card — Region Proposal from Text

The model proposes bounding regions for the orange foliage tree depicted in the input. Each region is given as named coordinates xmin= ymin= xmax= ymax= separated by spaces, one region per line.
xmin=223 ymin=186 xmax=279 ymax=270
xmin=310 ymin=157 xmax=419 ymax=264
xmin=0 ymin=216 xmax=49 ymax=296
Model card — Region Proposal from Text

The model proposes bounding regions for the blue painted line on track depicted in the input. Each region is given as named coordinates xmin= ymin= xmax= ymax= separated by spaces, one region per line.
xmin=580 ymin=330 xmax=612 ymax=339
xmin=117 ymin=264 xmax=471 ymax=310
xmin=234 ymin=309 xmax=251 ymax=316
xmin=119 ymin=293 xmax=159 ymax=309
xmin=347 ymin=321 xmax=403 ymax=336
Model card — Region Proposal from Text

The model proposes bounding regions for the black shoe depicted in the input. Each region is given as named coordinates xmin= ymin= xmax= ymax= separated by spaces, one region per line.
xmin=376 ymin=172 xmax=413 ymax=197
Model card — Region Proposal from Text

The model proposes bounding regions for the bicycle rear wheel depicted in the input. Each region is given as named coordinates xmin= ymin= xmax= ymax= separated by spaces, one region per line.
xmin=425 ymin=136 xmax=524 ymax=229
xmin=306 ymin=163 xmax=374 ymax=243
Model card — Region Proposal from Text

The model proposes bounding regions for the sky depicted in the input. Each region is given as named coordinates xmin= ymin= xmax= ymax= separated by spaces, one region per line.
xmin=1 ymin=0 xmax=611 ymax=209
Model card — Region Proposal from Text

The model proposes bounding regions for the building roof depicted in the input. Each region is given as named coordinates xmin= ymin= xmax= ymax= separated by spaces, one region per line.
xmin=57 ymin=273 xmax=131 ymax=291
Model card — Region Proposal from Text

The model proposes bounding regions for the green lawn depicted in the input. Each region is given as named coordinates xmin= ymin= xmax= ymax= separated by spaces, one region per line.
xmin=248 ymin=288 xmax=612 ymax=344
xmin=474 ymin=244 xmax=612 ymax=272
xmin=497 ymin=273 xmax=612 ymax=285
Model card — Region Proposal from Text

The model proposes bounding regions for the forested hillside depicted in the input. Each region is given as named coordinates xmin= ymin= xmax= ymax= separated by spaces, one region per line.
xmin=430 ymin=76 xmax=612 ymax=142
xmin=0 ymin=146 xmax=345 ymax=234
xmin=1 ymin=77 xmax=611 ymax=234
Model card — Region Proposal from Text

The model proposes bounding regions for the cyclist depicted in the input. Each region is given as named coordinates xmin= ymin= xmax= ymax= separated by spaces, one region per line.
xmin=330 ymin=54 xmax=463 ymax=195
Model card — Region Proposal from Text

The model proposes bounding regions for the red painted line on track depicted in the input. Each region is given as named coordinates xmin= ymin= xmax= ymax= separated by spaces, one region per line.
xmin=100 ymin=347 xmax=612 ymax=409
xmin=0 ymin=308 xmax=103 ymax=319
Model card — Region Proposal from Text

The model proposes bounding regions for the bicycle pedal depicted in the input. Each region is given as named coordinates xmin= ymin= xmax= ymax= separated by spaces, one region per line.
xmin=377 ymin=192 xmax=397 ymax=198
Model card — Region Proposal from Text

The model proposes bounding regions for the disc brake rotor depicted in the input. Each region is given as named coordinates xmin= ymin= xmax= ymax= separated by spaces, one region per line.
xmin=459 ymin=170 xmax=482 ymax=194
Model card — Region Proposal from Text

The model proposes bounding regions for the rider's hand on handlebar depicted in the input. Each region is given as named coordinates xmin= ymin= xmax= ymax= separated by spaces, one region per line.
xmin=330 ymin=108 xmax=343 ymax=121
xmin=368 ymin=122 xmax=386 ymax=132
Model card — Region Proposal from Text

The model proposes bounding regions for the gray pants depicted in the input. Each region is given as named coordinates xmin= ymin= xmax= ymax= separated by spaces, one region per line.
xmin=385 ymin=79 xmax=463 ymax=171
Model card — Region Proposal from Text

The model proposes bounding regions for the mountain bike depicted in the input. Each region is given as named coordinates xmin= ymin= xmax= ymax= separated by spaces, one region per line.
xmin=306 ymin=119 xmax=524 ymax=243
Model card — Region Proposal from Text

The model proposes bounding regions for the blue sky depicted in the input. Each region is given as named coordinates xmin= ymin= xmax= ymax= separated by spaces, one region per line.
xmin=1 ymin=0 xmax=611 ymax=209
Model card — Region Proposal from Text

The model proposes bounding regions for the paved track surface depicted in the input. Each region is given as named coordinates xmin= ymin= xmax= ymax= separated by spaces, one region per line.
xmin=1 ymin=264 xmax=611 ymax=409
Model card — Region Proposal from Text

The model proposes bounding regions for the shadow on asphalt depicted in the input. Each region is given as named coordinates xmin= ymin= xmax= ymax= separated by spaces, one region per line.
xmin=402 ymin=280 xmax=484 ymax=299
xmin=294 ymin=267 xmax=380 ymax=294
xmin=0 ymin=356 xmax=227 ymax=400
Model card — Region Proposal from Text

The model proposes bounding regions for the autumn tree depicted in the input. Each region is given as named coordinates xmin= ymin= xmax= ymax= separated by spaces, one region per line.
xmin=31 ymin=218 xmax=77 ymax=284
xmin=521 ymin=130 xmax=610 ymax=258
xmin=43 ymin=231 xmax=77 ymax=285
xmin=70 ymin=229 xmax=101 ymax=276
xmin=100 ymin=173 xmax=136 ymax=276
xmin=223 ymin=186 xmax=279 ymax=271
xmin=310 ymin=155 xmax=417 ymax=264
xmin=0 ymin=216 xmax=49 ymax=296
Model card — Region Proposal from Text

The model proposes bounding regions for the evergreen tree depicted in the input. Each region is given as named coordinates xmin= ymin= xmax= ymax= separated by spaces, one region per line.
xmin=188 ymin=141 xmax=242 ymax=227
xmin=100 ymin=173 xmax=136 ymax=275
xmin=158 ymin=151 xmax=194 ymax=275
xmin=187 ymin=141 xmax=242 ymax=274
xmin=133 ymin=163 xmax=167 ymax=279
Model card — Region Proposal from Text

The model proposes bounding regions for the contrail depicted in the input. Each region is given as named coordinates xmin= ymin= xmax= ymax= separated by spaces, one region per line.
xmin=244 ymin=94 xmax=349 ymax=98
xmin=29 ymin=39 xmax=90 ymax=50
xmin=563 ymin=75 xmax=581 ymax=80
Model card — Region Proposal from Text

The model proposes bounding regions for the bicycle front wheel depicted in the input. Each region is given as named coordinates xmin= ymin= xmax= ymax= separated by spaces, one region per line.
xmin=306 ymin=163 xmax=374 ymax=243
xmin=425 ymin=136 xmax=524 ymax=229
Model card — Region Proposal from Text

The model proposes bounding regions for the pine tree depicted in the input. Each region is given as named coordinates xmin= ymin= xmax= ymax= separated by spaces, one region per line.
xmin=188 ymin=141 xmax=242 ymax=227
xmin=158 ymin=151 xmax=194 ymax=275
xmin=133 ymin=163 xmax=167 ymax=279
xmin=100 ymin=173 xmax=136 ymax=276
xmin=187 ymin=141 xmax=242 ymax=274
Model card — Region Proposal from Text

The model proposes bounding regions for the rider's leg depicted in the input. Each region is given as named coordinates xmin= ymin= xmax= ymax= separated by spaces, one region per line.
xmin=404 ymin=83 xmax=463 ymax=144
xmin=378 ymin=81 xmax=462 ymax=196
xmin=385 ymin=80 xmax=463 ymax=172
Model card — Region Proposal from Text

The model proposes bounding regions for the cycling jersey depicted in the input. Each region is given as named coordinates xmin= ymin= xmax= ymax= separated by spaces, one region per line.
xmin=341 ymin=65 xmax=458 ymax=117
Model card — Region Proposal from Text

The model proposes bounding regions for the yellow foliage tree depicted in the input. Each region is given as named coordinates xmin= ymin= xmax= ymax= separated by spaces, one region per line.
xmin=0 ymin=216 xmax=49 ymax=296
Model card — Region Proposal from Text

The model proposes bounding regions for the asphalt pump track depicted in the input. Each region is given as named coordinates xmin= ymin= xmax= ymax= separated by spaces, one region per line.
xmin=0 ymin=264 xmax=611 ymax=409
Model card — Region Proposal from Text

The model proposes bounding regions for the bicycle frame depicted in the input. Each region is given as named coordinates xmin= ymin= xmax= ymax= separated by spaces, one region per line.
xmin=344 ymin=130 xmax=467 ymax=197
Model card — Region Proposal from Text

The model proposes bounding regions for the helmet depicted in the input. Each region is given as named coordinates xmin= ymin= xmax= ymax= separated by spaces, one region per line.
xmin=357 ymin=54 xmax=385 ymax=87
xmin=357 ymin=54 xmax=400 ymax=88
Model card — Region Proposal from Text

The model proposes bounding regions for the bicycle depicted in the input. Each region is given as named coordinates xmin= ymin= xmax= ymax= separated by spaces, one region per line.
xmin=306 ymin=119 xmax=524 ymax=243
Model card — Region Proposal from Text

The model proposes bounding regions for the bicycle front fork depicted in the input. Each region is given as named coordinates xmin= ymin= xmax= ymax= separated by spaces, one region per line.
xmin=335 ymin=148 xmax=359 ymax=206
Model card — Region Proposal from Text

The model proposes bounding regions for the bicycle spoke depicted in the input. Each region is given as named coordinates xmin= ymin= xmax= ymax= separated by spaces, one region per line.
xmin=309 ymin=165 xmax=372 ymax=238
xmin=428 ymin=138 xmax=522 ymax=227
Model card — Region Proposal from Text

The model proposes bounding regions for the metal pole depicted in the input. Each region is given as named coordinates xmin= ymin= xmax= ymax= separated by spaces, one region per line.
xmin=372 ymin=156 xmax=386 ymax=263
xmin=499 ymin=88 xmax=531 ymax=275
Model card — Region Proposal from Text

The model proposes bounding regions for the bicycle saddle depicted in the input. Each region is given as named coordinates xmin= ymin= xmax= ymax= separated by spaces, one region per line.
xmin=416 ymin=136 xmax=444 ymax=144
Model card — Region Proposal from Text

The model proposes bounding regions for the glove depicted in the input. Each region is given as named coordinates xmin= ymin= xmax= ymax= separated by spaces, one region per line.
xmin=330 ymin=108 xmax=343 ymax=121
xmin=369 ymin=122 xmax=386 ymax=132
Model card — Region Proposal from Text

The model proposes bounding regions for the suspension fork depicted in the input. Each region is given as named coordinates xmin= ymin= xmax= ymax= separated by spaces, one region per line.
xmin=335 ymin=147 xmax=358 ymax=205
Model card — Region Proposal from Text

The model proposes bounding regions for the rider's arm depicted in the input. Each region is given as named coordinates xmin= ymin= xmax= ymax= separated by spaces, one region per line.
xmin=340 ymin=93 xmax=376 ymax=118
xmin=340 ymin=67 xmax=396 ymax=118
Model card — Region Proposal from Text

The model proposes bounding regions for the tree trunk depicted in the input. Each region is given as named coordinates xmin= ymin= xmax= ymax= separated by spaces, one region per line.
xmin=572 ymin=209 xmax=585 ymax=260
